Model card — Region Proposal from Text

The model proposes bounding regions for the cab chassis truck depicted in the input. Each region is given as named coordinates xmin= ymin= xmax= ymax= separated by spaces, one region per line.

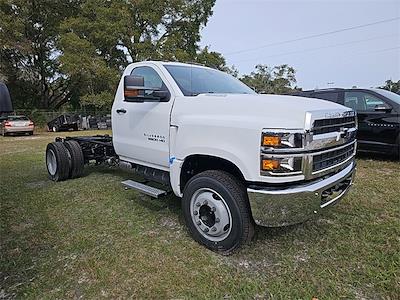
xmin=46 ymin=61 xmax=357 ymax=254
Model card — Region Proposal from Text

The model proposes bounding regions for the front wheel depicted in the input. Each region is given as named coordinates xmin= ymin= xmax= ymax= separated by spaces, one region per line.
xmin=182 ymin=170 xmax=254 ymax=255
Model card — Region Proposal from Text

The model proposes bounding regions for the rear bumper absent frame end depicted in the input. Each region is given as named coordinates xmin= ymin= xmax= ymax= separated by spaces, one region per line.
xmin=247 ymin=161 xmax=356 ymax=227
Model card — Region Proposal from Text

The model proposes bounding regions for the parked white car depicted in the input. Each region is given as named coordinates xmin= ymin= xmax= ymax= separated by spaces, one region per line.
xmin=1 ymin=115 xmax=34 ymax=136
xmin=46 ymin=61 xmax=357 ymax=254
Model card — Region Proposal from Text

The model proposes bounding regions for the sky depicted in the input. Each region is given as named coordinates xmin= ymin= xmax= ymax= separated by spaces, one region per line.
xmin=199 ymin=0 xmax=400 ymax=90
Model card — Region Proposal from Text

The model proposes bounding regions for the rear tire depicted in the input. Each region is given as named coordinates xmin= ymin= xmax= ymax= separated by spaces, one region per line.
xmin=64 ymin=140 xmax=84 ymax=178
xmin=182 ymin=170 xmax=254 ymax=255
xmin=46 ymin=142 xmax=70 ymax=181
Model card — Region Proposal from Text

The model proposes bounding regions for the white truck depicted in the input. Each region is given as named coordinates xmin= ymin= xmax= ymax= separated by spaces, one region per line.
xmin=45 ymin=61 xmax=357 ymax=254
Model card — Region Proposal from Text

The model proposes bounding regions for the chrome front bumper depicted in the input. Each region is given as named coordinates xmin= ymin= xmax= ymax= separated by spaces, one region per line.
xmin=247 ymin=161 xmax=356 ymax=227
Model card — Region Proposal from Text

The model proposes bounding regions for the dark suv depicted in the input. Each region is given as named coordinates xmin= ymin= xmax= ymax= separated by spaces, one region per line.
xmin=292 ymin=88 xmax=400 ymax=157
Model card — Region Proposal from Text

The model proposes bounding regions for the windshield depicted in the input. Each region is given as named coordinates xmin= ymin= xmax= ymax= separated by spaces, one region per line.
xmin=164 ymin=65 xmax=255 ymax=96
xmin=373 ymin=89 xmax=400 ymax=104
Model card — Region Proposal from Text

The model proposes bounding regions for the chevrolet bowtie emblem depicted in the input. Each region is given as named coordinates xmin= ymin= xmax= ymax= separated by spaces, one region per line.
xmin=337 ymin=127 xmax=349 ymax=141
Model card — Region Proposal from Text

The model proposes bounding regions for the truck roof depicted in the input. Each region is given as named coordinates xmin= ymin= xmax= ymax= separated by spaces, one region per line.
xmin=141 ymin=60 xmax=215 ymax=70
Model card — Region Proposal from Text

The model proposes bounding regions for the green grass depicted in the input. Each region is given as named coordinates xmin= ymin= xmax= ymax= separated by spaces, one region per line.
xmin=1 ymin=131 xmax=399 ymax=299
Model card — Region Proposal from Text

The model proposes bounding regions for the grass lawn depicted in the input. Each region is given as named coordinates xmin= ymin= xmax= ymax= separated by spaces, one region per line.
xmin=1 ymin=130 xmax=399 ymax=299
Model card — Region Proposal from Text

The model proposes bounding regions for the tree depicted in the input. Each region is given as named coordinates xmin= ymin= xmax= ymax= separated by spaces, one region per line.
xmin=380 ymin=80 xmax=400 ymax=94
xmin=0 ymin=0 xmax=80 ymax=109
xmin=1 ymin=0 xmax=222 ymax=110
xmin=58 ymin=0 xmax=219 ymax=109
xmin=240 ymin=64 xmax=297 ymax=94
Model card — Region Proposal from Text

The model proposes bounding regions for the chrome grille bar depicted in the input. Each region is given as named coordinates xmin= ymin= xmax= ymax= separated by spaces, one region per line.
xmin=312 ymin=143 xmax=355 ymax=172
xmin=312 ymin=116 xmax=356 ymax=134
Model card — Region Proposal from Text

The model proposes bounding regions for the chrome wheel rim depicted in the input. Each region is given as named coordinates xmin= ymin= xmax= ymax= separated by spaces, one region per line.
xmin=190 ymin=188 xmax=232 ymax=242
xmin=46 ymin=149 xmax=57 ymax=176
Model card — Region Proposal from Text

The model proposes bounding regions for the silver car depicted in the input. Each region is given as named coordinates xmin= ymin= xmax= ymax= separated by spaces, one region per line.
xmin=1 ymin=115 xmax=34 ymax=136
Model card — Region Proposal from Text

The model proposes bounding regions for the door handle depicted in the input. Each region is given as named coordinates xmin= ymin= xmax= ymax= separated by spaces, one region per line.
xmin=116 ymin=108 xmax=127 ymax=114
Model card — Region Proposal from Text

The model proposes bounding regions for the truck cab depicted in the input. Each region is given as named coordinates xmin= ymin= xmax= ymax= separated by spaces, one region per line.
xmin=47 ymin=61 xmax=357 ymax=254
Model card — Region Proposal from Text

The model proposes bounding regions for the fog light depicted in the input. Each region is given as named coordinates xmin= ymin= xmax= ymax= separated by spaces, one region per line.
xmin=262 ymin=159 xmax=280 ymax=170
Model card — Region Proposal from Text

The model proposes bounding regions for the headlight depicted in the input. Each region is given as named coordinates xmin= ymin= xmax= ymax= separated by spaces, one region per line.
xmin=260 ymin=130 xmax=305 ymax=176
xmin=261 ymin=132 xmax=303 ymax=149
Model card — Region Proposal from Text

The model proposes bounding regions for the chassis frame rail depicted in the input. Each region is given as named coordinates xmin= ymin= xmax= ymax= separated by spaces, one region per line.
xmin=55 ymin=135 xmax=116 ymax=164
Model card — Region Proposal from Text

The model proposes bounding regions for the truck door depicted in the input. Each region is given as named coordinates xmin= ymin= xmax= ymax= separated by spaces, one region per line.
xmin=112 ymin=65 xmax=174 ymax=170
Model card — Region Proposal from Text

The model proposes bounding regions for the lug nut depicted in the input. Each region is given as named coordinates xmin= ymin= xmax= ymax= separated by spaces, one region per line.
xmin=196 ymin=221 xmax=201 ymax=225
xmin=194 ymin=211 xmax=198 ymax=215
xmin=196 ymin=202 xmax=201 ymax=207
xmin=211 ymin=207 xmax=216 ymax=212
xmin=211 ymin=227 xmax=217 ymax=232
xmin=203 ymin=228 xmax=209 ymax=232
xmin=215 ymin=218 xmax=220 ymax=223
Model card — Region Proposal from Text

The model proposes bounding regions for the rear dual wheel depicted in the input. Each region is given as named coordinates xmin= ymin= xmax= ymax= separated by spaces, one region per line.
xmin=46 ymin=140 xmax=84 ymax=181
xmin=46 ymin=142 xmax=70 ymax=181
xmin=64 ymin=140 xmax=84 ymax=178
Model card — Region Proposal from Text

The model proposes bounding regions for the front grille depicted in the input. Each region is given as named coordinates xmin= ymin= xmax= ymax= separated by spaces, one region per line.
xmin=313 ymin=143 xmax=355 ymax=172
xmin=313 ymin=116 xmax=356 ymax=134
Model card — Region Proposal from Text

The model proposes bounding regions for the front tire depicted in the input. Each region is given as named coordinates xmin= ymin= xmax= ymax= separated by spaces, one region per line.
xmin=182 ymin=170 xmax=254 ymax=255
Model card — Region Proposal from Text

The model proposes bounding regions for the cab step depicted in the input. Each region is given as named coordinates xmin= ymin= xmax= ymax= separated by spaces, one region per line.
xmin=121 ymin=180 xmax=168 ymax=198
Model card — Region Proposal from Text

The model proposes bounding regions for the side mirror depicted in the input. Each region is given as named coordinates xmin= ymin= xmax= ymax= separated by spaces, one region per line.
xmin=123 ymin=75 xmax=170 ymax=102
xmin=124 ymin=75 xmax=145 ymax=102
xmin=374 ymin=104 xmax=392 ymax=112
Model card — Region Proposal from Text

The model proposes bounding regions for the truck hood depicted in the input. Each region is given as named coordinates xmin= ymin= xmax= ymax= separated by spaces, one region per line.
xmin=171 ymin=93 xmax=352 ymax=130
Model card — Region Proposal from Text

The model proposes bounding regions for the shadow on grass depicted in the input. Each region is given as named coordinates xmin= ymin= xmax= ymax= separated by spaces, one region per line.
xmin=79 ymin=163 xmax=321 ymax=248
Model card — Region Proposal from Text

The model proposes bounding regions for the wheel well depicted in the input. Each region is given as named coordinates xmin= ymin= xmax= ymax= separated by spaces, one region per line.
xmin=180 ymin=155 xmax=246 ymax=193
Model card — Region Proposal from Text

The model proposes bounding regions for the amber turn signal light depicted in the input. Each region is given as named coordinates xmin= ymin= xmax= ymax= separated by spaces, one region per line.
xmin=262 ymin=159 xmax=280 ymax=171
xmin=262 ymin=135 xmax=281 ymax=147
xmin=124 ymin=89 xmax=139 ymax=97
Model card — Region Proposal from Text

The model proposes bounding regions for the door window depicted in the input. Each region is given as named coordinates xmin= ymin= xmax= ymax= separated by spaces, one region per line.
xmin=344 ymin=91 xmax=389 ymax=111
xmin=131 ymin=66 xmax=168 ymax=97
